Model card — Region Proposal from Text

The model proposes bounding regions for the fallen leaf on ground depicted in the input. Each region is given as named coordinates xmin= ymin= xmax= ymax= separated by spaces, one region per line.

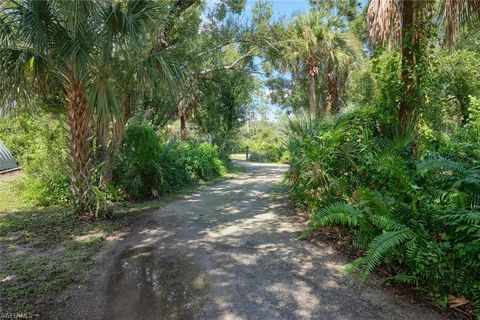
xmin=447 ymin=295 xmax=470 ymax=308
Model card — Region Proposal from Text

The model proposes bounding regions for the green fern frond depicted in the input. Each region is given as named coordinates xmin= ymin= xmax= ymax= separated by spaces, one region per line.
xmin=404 ymin=238 xmax=419 ymax=259
xmin=352 ymin=227 xmax=376 ymax=250
xmin=382 ymin=274 xmax=419 ymax=286
xmin=417 ymin=157 xmax=465 ymax=177
xmin=342 ymin=256 xmax=366 ymax=274
xmin=392 ymin=203 xmax=414 ymax=219
xmin=370 ymin=215 xmax=408 ymax=231
xmin=359 ymin=189 xmax=390 ymax=216
xmin=442 ymin=211 xmax=480 ymax=236
xmin=309 ymin=202 xmax=362 ymax=229
xmin=442 ymin=211 xmax=480 ymax=225
xmin=360 ymin=229 xmax=415 ymax=281
xmin=453 ymin=172 xmax=480 ymax=191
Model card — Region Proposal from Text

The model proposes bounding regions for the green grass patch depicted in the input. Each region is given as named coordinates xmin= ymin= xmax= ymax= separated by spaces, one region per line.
xmin=0 ymin=173 xmax=30 ymax=212
xmin=0 ymin=207 xmax=135 ymax=247
xmin=229 ymin=153 xmax=248 ymax=161
xmin=0 ymin=235 xmax=104 ymax=313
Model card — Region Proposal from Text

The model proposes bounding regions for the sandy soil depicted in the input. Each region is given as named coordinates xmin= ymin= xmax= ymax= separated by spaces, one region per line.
xmin=53 ymin=162 xmax=444 ymax=320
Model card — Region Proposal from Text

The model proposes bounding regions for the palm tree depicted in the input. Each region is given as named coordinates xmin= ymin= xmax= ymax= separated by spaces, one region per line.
xmin=322 ymin=31 xmax=362 ymax=114
xmin=286 ymin=10 xmax=362 ymax=117
xmin=98 ymin=0 xmax=198 ymax=184
xmin=0 ymin=0 xmax=164 ymax=216
xmin=367 ymin=0 xmax=480 ymax=135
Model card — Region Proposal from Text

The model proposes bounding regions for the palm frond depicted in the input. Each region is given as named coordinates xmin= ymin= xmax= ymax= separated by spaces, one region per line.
xmin=88 ymin=75 xmax=120 ymax=138
xmin=440 ymin=0 xmax=480 ymax=45
xmin=367 ymin=0 xmax=401 ymax=47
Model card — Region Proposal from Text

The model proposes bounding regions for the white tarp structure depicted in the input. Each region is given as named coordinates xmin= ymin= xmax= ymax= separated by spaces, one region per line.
xmin=0 ymin=140 xmax=17 ymax=171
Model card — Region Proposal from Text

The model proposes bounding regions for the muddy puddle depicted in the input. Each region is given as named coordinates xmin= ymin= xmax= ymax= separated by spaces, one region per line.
xmin=103 ymin=246 xmax=209 ymax=320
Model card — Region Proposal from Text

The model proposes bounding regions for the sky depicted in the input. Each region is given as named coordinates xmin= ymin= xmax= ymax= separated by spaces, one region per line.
xmin=206 ymin=0 xmax=368 ymax=120
xmin=240 ymin=0 xmax=368 ymax=19
xmin=207 ymin=0 xmax=368 ymax=19
xmin=243 ymin=0 xmax=310 ymax=18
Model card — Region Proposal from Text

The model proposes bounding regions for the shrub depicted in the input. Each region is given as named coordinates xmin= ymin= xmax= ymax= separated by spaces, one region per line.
xmin=0 ymin=108 xmax=70 ymax=206
xmin=288 ymin=110 xmax=480 ymax=314
xmin=114 ymin=123 xmax=176 ymax=199
xmin=177 ymin=142 xmax=225 ymax=181
xmin=113 ymin=123 xmax=225 ymax=200
xmin=237 ymin=119 xmax=287 ymax=163
xmin=20 ymin=144 xmax=70 ymax=206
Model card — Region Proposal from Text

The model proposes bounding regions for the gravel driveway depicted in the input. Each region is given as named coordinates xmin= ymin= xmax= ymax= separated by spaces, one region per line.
xmin=58 ymin=161 xmax=443 ymax=320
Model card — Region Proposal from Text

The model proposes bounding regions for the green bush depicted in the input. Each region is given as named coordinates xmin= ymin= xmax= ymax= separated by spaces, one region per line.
xmin=177 ymin=141 xmax=226 ymax=181
xmin=0 ymin=108 xmax=70 ymax=206
xmin=114 ymin=123 xmax=178 ymax=199
xmin=113 ymin=123 xmax=225 ymax=200
xmin=288 ymin=110 xmax=480 ymax=314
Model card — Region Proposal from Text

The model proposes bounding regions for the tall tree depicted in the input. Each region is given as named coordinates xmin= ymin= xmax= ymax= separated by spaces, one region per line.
xmin=0 ymin=0 xmax=165 ymax=216
xmin=367 ymin=0 xmax=480 ymax=135
xmin=276 ymin=10 xmax=361 ymax=116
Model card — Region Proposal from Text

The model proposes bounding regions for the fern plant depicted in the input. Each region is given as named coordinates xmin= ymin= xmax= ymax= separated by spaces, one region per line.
xmin=308 ymin=189 xmax=421 ymax=280
xmin=309 ymin=186 xmax=480 ymax=313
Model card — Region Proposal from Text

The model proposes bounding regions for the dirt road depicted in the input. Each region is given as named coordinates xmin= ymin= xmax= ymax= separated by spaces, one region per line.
xmin=58 ymin=162 xmax=442 ymax=320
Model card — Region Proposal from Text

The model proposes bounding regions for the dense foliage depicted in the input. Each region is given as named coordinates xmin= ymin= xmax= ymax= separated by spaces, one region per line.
xmin=236 ymin=110 xmax=289 ymax=163
xmin=1 ymin=0 xmax=480 ymax=317
xmin=285 ymin=26 xmax=480 ymax=315
xmin=114 ymin=123 xmax=225 ymax=200
xmin=288 ymin=105 xmax=480 ymax=308
xmin=276 ymin=2 xmax=480 ymax=315
xmin=0 ymin=0 xmax=255 ymax=215
xmin=0 ymin=107 xmax=70 ymax=206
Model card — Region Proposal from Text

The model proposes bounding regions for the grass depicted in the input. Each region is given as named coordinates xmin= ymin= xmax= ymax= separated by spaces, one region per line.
xmin=0 ymin=204 xmax=136 ymax=314
xmin=0 ymin=164 xmax=244 ymax=314
xmin=0 ymin=173 xmax=30 ymax=212
xmin=1 ymin=236 xmax=105 ymax=313
xmin=229 ymin=153 xmax=248 ymax=161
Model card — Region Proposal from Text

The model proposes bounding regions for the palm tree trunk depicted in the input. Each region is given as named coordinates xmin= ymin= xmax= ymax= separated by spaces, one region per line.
xmin=399 ymin=0 xmax=419 ymax=135
xmin=326 ymin=71 xmax=339 ymax=114
xmin=101 ymin=93 xmax=136 ymax=185
xmin=65 ymin=78 xmax=94 ymax=216
xmin=308 ymin=75 xmax=318 ymax=118
xmin=180 ymin=113 xmax=188 ymax=139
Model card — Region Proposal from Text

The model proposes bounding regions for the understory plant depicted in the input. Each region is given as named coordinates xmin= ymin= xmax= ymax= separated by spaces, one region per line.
xmin=287 ymin=107 xmax=480 ymax=315
xmin=113 ymin=122 xmax=225 ymax=200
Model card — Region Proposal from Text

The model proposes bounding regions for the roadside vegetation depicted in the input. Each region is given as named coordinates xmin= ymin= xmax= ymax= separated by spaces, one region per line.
xmin=0 ymin=0 xmax=252 ymax=314
xmin=1 ymin=0 xmax=480 ymax=318
xmin=265 ymin=0 xmax=480 ymax=317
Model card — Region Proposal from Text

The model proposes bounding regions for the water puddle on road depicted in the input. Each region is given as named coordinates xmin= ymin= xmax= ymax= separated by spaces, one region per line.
xmin=103 ymin=246 xmax=209 ymax=320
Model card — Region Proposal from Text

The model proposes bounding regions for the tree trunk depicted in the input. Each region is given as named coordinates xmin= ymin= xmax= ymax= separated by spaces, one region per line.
xmin=100 ymin=93 xmax=136 ymax=185
xmin=326 ymin=71 xmax=339 ymax=114
xmin=308 ymin=75 xmax=318 ymax=118
xmin=65 ymin=78 xmax=94 ymax=216
xmin=178 ymin=99 xmax=188 ymax=139
xmin=180 ymin=113 xmax=187 ymax=139
xmin=399 ymin=0 xmax=419 ymax=136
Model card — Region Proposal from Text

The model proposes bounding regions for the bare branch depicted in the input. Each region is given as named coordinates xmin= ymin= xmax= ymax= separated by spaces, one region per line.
xmin=198 ymin=49 xmax=257 ymax=76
